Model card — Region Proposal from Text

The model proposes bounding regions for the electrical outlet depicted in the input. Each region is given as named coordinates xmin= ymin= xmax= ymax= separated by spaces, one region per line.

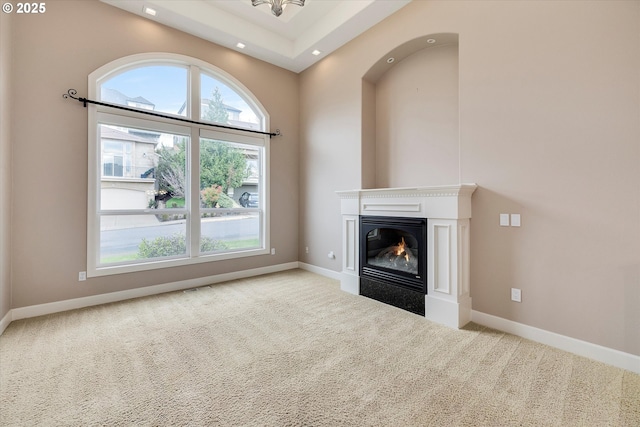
xmin=305 ymin=246 xmax=309 ymax=254
xmin=271 ymin=248 xmax=276 ymax=255
xmin=78 ymin=271 xmax=87 ymax=281
xmin=511 ymin=288 xmax=522 ymax=302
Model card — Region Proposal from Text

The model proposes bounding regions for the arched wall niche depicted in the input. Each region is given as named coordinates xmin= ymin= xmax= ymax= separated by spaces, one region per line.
xmin=361 ymin=34 xmax=460 ymax=189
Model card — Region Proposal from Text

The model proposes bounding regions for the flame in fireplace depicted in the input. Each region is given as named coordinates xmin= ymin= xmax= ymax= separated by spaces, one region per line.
xmin=371 ymin=234 xmax=417 ymax=273
xmin=394 ymin=237 xmax=411 ymax=263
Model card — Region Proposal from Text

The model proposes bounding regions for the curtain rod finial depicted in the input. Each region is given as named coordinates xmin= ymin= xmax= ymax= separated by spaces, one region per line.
xmin=63 ymin=88 xmax=79 ymax=100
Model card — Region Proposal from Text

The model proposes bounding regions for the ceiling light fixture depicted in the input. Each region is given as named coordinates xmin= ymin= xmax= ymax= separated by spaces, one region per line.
xmin=312 ymin=50 xmax=321 ymax=56
xmin=236 ymin=42 xmax=246 ymax=49
xmin=143 ymin=6 xmax=157 ymax=16
xmin=251 ymin=0 xmax=305 ymax=17
xmin=427 ymin=39 xmax=436 ymax=44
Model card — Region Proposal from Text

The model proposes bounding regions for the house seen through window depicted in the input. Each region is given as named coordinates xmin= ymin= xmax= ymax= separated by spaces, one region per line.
xmin=87 ymin=54 xmax=270 ymax=277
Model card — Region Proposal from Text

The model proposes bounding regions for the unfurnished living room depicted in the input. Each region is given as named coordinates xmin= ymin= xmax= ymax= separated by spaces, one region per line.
xmin=0 ymin=0 xmax=639 ymax=425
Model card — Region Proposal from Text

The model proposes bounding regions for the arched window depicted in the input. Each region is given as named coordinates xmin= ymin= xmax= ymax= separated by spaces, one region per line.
xmin=87 ymin=53 xmax=270 ymax=277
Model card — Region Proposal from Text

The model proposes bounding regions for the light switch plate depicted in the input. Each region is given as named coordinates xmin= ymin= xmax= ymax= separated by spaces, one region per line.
xmin=500 ymin=214 xmax=510 ymax=226
xmin=511 ymin=288 xmax=522 ymax=302
xmin=511 ymin=214 xmax=521 ymax=227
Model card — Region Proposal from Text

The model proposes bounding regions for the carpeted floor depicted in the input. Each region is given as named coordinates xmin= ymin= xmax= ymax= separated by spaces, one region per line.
xmin=1 ymin=269 xmax=638 ymax=426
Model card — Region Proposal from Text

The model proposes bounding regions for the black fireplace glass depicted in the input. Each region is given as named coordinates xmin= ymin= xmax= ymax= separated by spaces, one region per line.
xmin=366 ymin=228 xmax=419 ymax=275
xmin=360 ymin=216 xmax=426 ymax=293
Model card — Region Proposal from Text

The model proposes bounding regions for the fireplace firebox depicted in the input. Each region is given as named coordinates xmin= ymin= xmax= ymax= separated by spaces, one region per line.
xmin=360 ymin=216 xmax=427 ymax=315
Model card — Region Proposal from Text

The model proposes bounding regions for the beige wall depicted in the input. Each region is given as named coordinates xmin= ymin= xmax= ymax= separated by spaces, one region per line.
xmin=0 ymin=11 xmax=12 ymax=320
xmin=299 ymin=0 xmax=640 ymax=356
xmin=375 ymin=43 xmax=459 ymax=187
xmin=9 ymin=0 xmax=299 ymax=307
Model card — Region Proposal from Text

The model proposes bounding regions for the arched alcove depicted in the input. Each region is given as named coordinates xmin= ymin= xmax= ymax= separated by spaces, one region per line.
xmin=362 ymin=34 xmax=459 ymax=189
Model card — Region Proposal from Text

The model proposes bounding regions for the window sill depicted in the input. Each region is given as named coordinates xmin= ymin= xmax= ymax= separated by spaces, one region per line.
xmin=101 ymin=177 xmax=156 ymax=183
xmin=89 ymin=247 xmax=270 ymax=278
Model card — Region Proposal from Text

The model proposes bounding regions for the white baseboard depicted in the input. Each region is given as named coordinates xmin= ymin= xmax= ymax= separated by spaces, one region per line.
xmin=9 ymin=262 xmax=299 ymax=322
xmin=0 ymin=309 xmax=11 ymax=336
xmin=472 ymin=310 xmax=640 ymax=374
xmin=298 ymin=262 xmax=342 ymax=281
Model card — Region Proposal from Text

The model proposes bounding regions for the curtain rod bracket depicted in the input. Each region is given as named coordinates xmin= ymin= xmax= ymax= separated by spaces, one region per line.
xmin=62 ymin=88 xmax=278 ymax=138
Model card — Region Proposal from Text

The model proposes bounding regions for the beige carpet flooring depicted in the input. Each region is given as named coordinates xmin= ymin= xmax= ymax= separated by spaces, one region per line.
xmin=1 ymin=269 xmax=638 ymax=426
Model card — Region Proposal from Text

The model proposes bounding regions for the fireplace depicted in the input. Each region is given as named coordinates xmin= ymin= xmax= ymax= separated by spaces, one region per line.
xmin=360 ymin=216 xmax=427 ymax=315
xmin=337 ymin=185 xmax=477 ymax=328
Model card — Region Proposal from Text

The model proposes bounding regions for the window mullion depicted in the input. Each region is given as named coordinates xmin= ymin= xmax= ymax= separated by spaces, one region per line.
xmin=187 ymin=65 xmax=201 ymax=258
xmin=191 ymin=66 xmax=200 ymax=120
xmin=189 ymin=127 xmax=200 ymax=257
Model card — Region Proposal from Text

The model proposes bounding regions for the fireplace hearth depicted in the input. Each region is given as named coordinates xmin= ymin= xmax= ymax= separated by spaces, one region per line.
xmin=337 ymin=185 xmax=477 ymax=328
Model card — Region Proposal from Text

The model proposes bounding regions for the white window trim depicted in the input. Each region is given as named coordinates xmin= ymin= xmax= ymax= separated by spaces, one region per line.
xmin=87 ymin=53 xmax=270 ymax=277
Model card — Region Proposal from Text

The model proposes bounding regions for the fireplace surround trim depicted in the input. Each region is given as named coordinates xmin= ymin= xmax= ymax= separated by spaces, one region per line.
xmin=337 ymin=184 xmax=477 ymax=328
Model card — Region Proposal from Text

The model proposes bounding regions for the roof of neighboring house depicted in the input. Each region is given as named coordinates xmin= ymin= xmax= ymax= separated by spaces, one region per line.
xmin=101 ymin=88 xmax=155 ymax=109
xmin=100 ymin=126 xmax=159 ymax=144
xmin=128 ymin=96 xmax=155 ymax=105
xmin=228 ymin=120 xmax=260 ymax=131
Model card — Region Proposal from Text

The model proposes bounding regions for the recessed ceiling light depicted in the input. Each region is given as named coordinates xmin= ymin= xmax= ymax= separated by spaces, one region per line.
xmin=312 ymin=50 xmax=321 ymax=56
xmin=387 ymin=57 xmax=395 ymax=64
xmin=236 ymin=42 xmax=246 ymax=49
xmin=143 ymin=6 xmax=157 ymax=16
xmin=427 ymin=39 xmax=436 ymax=44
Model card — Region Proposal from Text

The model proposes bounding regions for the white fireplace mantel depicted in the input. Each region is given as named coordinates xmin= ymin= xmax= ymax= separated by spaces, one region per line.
xmin=336 ymin=184 xmax=477 ymax=329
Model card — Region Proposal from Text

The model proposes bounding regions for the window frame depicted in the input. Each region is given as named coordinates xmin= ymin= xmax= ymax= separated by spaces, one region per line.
xmin=87 ymin=53 xmax=270 ymax=277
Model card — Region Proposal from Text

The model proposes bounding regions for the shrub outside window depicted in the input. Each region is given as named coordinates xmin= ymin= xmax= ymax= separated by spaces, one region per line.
xmin=87 ymin=54 xmax=270 ymax=277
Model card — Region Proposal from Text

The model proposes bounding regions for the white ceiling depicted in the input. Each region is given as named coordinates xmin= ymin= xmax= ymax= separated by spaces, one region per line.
xmin=100 ymin=0 xmax=412 ymax=73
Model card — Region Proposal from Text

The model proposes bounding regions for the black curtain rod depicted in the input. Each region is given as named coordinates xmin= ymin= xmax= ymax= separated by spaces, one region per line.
xmin=63 ymin=89 xmax=280 ymax=138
